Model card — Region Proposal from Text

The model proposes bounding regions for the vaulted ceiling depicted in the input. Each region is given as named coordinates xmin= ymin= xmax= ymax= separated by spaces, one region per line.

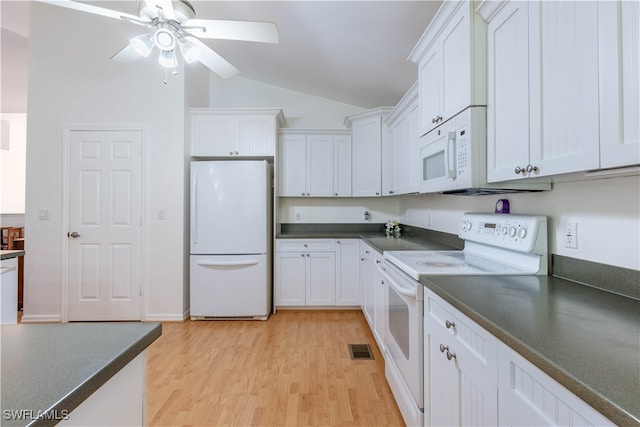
xmin=1 ymin=1 xmax=442 ymax=112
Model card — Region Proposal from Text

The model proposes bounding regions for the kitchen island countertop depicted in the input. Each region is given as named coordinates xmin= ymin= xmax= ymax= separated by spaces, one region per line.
xmin=1 ymin=250 xmax=25 ymax=260
xmin=420 ymin=274 xmax=640 ymax=426
xmin=1 ymin=322 xmax=161 ymax=427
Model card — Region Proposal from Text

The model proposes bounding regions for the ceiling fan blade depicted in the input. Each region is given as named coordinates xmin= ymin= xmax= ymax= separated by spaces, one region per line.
xmin=110 ymin=44 xmax=141 ymax=63
xmin=184 ymin=19 xmax=279 ymax=44
xmin=185 ymin=37 xmax=239 ymax=79
xmin=34 ymin=0 xmax=146 ymax=24
xmin=144 ymin=0 xmax=175 ymax=21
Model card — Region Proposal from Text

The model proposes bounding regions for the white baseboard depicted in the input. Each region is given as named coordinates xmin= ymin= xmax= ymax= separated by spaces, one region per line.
xmin=143 ymin=313 xmax=187 ymax=322
xmin=20 ymin=314 xmax=62 ymax=323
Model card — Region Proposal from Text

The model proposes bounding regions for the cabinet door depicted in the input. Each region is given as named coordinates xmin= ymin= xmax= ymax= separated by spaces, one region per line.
xmin=306 ymin=252 xmax=336 ymax=306
xmin=278 ymin=135 xmax=307 ymax=197
xmin=360 ymin=243 xmax=375 ymax=327
xmin=191 ymin=115 xmax=236 ymax=156
xmin=306 ymin=135 xmax=334 ymax=197
xmin=333 ymin=135 xmax=352 ymax=197
xmin=372 ymin=253 xmax=385 ymax=350
xmin=599 ymin=0 xmax=640 ymax=168
xmin=441 ymin=4 xmax=471 ymax=121
xmin=274 ymin=252 xmax=307 ymax=306
xmin=352 ymin=116 xmax=382 ymax=196
xmin=237 ymin=116 xmax=276 ymax=156
xmin=428 ymin=324 xmax=460 ymax=427
xmin=498 ymin=342 xmax=614 ymax=426
xmin=335 ymin=239 xmax=360 ymax=306
xmin=418 ymin=46 xmax=442 ymax=136
xmin=486 ymin=1 xmax=531 ymax=183
xmin=528 ymin=1 xmax=600 ymax=176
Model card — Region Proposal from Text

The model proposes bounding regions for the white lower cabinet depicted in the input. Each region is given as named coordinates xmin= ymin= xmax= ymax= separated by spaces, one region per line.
xmin=498 ymin=342 xmax=614 ymax=426
xmin=423 ymin=288 xmax=615 ymax=427
xmin=359 ymin=241 xmax=385 ymax=352
xmin=275 ymin=239 xmax=360 ymax=308
xmin=275 ymin=239 xmax=336 ymax=307
xmin=335 ymin=239 xmax=360 ymax=306
xmin=424 ymin=289 xmax=498 ymax=427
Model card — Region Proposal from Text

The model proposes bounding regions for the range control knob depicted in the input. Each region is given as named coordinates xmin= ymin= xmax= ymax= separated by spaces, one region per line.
xmin=509 ymin=226 xmax=517 ymax=237
xmin=461 ymin=219 xmax=472 ymax=232
xmin=518 ymin=227 xmax=527 ymax=239
xmin=501 ymin=226 xmax=509 ymax=236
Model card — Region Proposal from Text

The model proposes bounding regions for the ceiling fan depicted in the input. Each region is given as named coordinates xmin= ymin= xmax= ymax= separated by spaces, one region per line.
xmin=36 ymin=0 xmax=280 ymax=79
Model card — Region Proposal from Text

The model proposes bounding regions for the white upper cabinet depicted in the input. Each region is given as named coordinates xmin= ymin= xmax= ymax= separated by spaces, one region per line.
xmin=191 ymin=108 xmax=285 ymax=157
xmin=480 ymin=0 xmax=639 ymax=182
xmin=278 ymin=130 xmax=352 ymax=197
xmin=409 ymin=1 xmax=487 ymax=137
xmin=599 ymin=0 xmax=640 ymax=169
xmin=345 ymin=108 xmax=392 ymax=197
xmin=384 ymin=83 xmax=420 ymax=195
xmin=528 ymin=1 xmax=601 ymax=176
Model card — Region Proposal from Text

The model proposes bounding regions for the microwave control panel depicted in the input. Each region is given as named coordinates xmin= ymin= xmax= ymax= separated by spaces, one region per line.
xmin=456 ymin=128 xmax=469 ymax=177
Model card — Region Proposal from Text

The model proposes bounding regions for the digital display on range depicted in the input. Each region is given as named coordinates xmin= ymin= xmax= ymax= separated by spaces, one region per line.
xmin=485 ymin=223 xmax=497 ymax=229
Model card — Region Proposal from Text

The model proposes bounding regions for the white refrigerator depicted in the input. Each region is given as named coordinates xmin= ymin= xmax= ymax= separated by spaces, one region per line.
xmin=190 ymin=160 xmax=272 ymax=319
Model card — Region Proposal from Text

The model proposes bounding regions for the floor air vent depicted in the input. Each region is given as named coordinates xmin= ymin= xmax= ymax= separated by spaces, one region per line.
xmin=348 ymin=344 xmax=374 ymax=360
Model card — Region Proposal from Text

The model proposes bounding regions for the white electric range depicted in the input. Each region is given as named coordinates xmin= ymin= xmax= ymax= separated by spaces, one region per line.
xmin=379 ymin=213 xmax=548 ymax=427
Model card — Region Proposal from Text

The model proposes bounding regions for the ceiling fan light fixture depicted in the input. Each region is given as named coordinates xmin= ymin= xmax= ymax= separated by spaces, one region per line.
xmin=154 ymin=27 xmax=176 ymax=51
xmin=159 ymin=49 xmax=178 ymax=68
xmin=179 ymin=39 xmax=201 ymax=63
xmin=130 ymin=34 xmax=154 ymax=57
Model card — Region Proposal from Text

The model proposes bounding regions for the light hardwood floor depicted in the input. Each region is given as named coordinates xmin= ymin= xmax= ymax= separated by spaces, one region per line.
xmin=146 ymin=310 xmax=405 ymax=426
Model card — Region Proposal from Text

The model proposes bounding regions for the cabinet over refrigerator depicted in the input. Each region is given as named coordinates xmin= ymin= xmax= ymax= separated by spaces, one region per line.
xmin=190 ymin=160 xmax=272 ymax=320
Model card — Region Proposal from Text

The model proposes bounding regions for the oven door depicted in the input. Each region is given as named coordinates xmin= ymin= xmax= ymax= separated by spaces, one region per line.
xmin=419 ymin=124 xmax=457 ymax=194
xmin=379 ymin=261 xmax=424 ymax=410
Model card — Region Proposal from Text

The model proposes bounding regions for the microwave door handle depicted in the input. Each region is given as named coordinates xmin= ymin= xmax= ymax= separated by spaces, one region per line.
xmin=447 ymin=131 xmax=457 ymax=178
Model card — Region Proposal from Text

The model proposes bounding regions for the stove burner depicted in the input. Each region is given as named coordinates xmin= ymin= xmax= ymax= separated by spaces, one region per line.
xmin=416 ymin=261 xmax=465 ymax=268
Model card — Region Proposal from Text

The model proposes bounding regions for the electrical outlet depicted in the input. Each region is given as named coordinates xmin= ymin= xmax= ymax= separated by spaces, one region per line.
xmin=565 ymin=222 xmax=578 ymax=249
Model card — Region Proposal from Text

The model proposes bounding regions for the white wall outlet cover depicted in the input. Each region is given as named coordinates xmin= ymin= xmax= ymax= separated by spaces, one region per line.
xmin=564 ymin=222 xmax=578 ymax=249
xmin=38 ymin=208 xmax=51 ymax=220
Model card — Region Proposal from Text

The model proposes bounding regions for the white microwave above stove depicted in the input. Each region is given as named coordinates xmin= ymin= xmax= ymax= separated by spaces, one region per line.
xmin=419 ymin=107 xmax=551 ymax=195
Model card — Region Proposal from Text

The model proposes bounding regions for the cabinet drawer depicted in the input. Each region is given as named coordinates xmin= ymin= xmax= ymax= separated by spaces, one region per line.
xmin=276 ymin=239 xmax=335 ymax=252
xmin=426 ymin=291 xmax=498 ymax=385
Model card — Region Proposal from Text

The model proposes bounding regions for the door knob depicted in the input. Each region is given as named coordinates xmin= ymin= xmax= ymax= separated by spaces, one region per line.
xmin=67 ymin=231 xmax=80 ymax=238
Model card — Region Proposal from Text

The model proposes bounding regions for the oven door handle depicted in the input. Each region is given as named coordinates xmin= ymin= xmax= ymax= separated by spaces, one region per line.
xmin=379 ymin=266 xmax=418 ymax=299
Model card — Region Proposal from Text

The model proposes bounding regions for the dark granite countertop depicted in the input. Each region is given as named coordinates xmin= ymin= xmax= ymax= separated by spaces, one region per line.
xmin=419 ymin=274 xmax=640 ymax=426
xmin=1 ymin=250 xmax=25 ymax=260
xmin=277 ymin=223 xmax=463 ymax=253
xmin=1 ymin=322 xmax=161 ymax=427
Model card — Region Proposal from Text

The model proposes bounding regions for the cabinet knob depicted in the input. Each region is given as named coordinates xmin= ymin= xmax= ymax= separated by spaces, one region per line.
xmin=334 ymin=193 xmax=338 ymax=196
xmin=432 ymin=115 xmax=443 ymax=124
xmin=306 ymin=254 xmax=310 ymax=257
xmin=229 ymin=151 xmax=234 ymax=155
xmin=514 ymin=166 xmax=526 ymax=175
xmin=381 ymin=280 xmax=384 ymax=285
xmin=235 ymin=151 xmax=239 ymax=155
xmin=376 ymin=192 xmax=380 ymax=196
xmin=337 ymin=241 xmax=341 ymax=244
xmin=304 ymin=244 xmax=308 ymax=247
xmin=306 ymin=193 xmax=310 ymax=196
xmin=439 ymin=344 xmax=448 ymax=353
xmin=445 ymin=320 xmax=455 ymax=329
xmin=526 ymin=164 xmax=539 ymax=174
xmin=301 ymin=192 xmax=305 ymax=196
xmin=389 ymin=191 xmax=394 ymax=194
xmin=446 ymin=350 xmax=457 ymax=361
xmin=300 ymin=254 xmax=305 ymax=257
xmin=376 ymin=260 xmax=380 ymax=264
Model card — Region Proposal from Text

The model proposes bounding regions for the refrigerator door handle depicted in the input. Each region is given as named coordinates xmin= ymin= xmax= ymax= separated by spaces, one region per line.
xmin=196 ymin=260 xmax=260 ymax=267
xmin=191 ymin=172 xmax=197 ymax=245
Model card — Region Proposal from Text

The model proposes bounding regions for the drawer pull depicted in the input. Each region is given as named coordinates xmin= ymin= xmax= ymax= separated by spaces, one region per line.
xmin=446 ymin=350 xmax=457 ymax=361
xmin=445 ymin=320 xmax=455 ymax=329
xmin=439 ymin=344 xmax=448 ymax=353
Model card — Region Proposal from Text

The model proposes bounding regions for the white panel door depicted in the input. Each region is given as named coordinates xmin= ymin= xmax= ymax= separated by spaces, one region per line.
xmin=68 ymin=130 xmax=142 ymax=321
xmin=333 ymin=135 xmax=352 ymax=197
xmin=418 ymin=46 xmax=442 ymax=136
xmin=335 ymin=239 xmax=359 ymax=306
xmin=274 ymin=252 xmax=306 ymax=306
